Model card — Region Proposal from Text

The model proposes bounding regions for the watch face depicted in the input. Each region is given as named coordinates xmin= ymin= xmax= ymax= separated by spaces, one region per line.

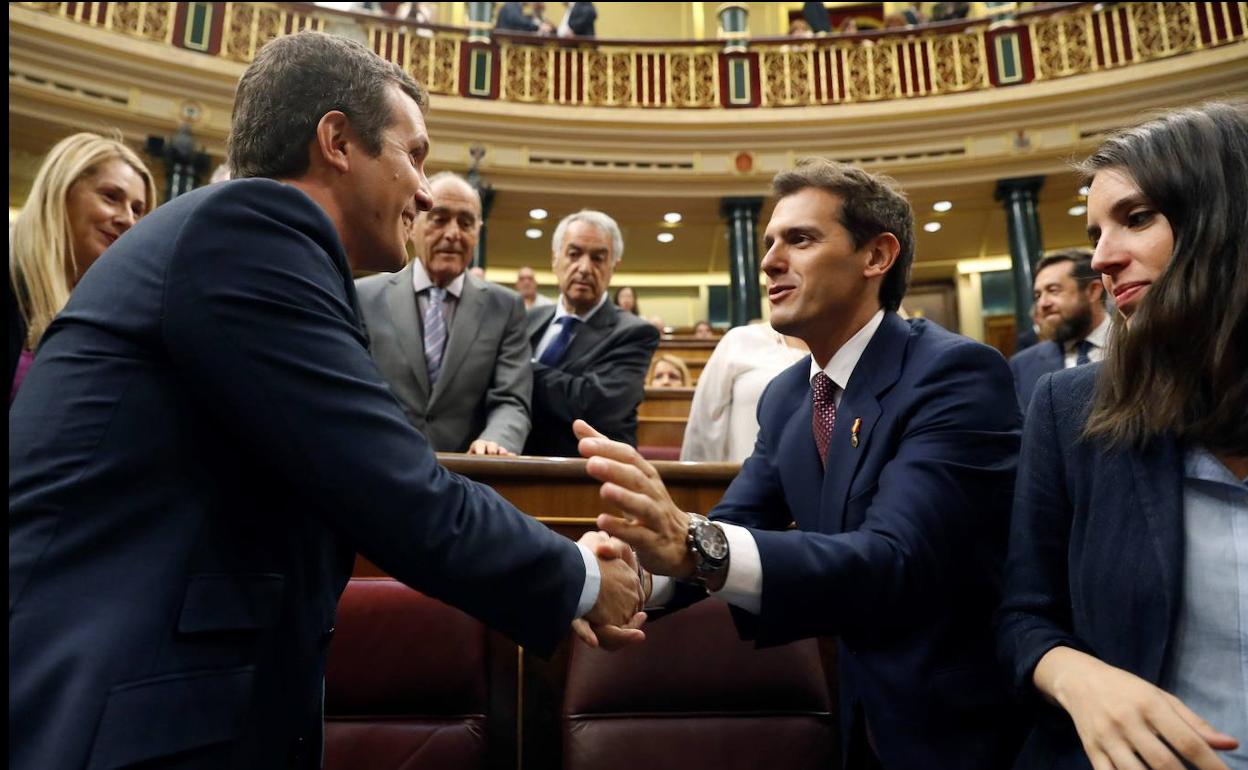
xmin=697 ymin=525 xmax=729 ymax=560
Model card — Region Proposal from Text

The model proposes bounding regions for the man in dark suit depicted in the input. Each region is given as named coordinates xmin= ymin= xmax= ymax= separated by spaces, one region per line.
xmin=523 ymin=210 xmax=659 ymax=457
xmin=357 ymin=171 xmax=532 ymax=455
xmin=1009 ymin=248 xmax=1111 ymax=412
xmin=8 ymin=32 xmax=641 ymax=770
xmin=578 ymin=159 xmax=1025 ymax=769
xmin=556 ymin=2 xmax=597 ymax=37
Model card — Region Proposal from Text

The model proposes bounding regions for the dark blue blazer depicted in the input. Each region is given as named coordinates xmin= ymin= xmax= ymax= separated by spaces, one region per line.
xmin=996 ymin=365 xmax=1184 ymax=770
xmin=1009 ymin=339 xmax=1063 ymax=413
xmin=9 ymin=180 xmax=586 ymax=770
xmin=524 ymin=301 xmax=659 ymax=456
xmin=705 ymin=313 xmax=1026 ymax=769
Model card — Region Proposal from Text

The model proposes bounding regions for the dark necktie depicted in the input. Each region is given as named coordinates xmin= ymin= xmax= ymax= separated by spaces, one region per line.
xmin=811 ymin=371 xmax=837 ymax=469
xmin=538 ymin=316 xmax=580 ymax=366
xmin=1074 ymin=339 xmax=1093 ymax=367
xmin=423 ymin=286 xmax=447 ymax=384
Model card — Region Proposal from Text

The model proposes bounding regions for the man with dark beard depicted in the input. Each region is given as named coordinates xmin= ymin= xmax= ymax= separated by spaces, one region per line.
xmin=1009 ymin=248 xmax=1110 ymax=412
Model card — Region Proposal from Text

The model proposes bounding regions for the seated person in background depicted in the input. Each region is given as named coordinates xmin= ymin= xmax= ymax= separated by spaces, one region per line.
xmin=614 ymin=285 xmax=639 ymax=315
xmin=788 ymin=18 xmax=814 ymax=37
xmin=515 ymin=265 xmax=555 ymax=309
xmin=524 ymin=210 xmax=659 ymax=456
xmin=1008 ymin=248 xmax=1110 ymax=412
xmin=693 ymin=320 xmax=715 ymax=339
xmin=356 ymin=171 xmax=532 ymax=455
xmin=998 ymin=101 xmax=1247 ymax=770
xmin=680 ymin=321 xmax=809 ymax=463
xmin=647 ymin=354 xmax=690 ymax=389
xmin=9 ymin=132 xmax=156 ymax=403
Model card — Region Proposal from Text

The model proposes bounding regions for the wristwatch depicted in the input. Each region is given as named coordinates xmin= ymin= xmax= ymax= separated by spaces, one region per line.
xmin=686 ymin=513 xmax=729 ymax=587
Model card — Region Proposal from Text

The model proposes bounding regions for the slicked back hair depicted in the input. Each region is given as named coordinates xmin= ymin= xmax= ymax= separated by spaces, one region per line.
xmin=228 ymin=31 xmax=427 ymax=180
xmin=771 ymin=158 xmax=915 ymax=312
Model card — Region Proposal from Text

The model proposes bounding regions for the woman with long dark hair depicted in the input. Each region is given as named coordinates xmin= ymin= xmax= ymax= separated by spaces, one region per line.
xmin=998 ymin=101 xmax=1247 ymax=770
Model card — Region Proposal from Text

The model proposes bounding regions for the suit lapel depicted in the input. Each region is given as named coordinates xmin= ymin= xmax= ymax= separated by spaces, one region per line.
xmin=384 ymin=262 xmax=431 ymax=398
xmin=822 ymin=313 xmax=909 ymax=534
xmin=432 ymin=275 xmax=484 ymax=403
xmin=1040 ymin=341 xmax=1063 ymax=375
xmin=1127 ymin=435 xmax=1184 ymax=666
xmin=560 ymin=300 xmax=614 ymax=369
xmin=528 ymin=305 xmax=556 ymax=348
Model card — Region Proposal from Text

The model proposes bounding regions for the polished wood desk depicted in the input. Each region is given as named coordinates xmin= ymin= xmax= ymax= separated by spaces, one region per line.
xmin=355 ymin=454 xmax=738 ymax=574
xmin=653 ymin=338 xmax=718 ymax=383
xmin=639 ymin=386 xmax=695 ymax=418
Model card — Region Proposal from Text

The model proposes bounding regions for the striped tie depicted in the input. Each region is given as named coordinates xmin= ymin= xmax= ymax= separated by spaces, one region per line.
xmin=423 ymin=286 xmax=447 ymax=385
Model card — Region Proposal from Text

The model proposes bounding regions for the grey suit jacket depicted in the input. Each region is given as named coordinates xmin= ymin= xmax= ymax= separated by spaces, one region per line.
xmin=356 ymin=263 xmax=532 ymax=453
xmin=524 ymin=299 xmax=659 ymax=456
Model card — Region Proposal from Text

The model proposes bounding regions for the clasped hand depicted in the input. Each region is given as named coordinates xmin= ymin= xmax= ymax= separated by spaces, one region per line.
xmin=567 ymin=420 xmax=706 ymax=650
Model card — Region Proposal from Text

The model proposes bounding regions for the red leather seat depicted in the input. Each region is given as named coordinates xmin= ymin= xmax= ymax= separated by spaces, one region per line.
xmin=324 ymin=577 xmax=489 ymax=770
xmin=562 ymin=599 xmax=837 ymax=770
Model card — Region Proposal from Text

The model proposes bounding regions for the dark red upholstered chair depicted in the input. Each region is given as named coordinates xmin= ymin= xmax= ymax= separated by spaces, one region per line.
xmin=562 ymin=599 xmax=837 ymax=770
xmin=637 ymin=445 xmax=682 ymax=461
xmin=324 ymin=577 xmax=489 ymax=770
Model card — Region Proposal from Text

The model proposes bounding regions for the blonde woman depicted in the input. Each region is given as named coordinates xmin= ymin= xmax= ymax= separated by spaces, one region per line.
xmin=647 ymin=353 xmax=691 ymax=389
xmin=9 ymin=133 xmax=156 ymax=401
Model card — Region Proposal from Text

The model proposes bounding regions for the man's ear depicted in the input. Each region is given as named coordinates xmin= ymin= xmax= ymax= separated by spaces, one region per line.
xmin=1085 ymin=279 xmax=1105 ymax=303
xmin=862 ymin=232 xmax=901 ymax=280
xmin=312 ymin=111 xmax=352 ymax=174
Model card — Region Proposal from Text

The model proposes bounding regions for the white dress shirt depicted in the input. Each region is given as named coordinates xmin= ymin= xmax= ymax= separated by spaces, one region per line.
xmin=532 ymin=292 xmax=608 ymax=362
xmin=1061 ymin=315 xmax=1111 ymax=368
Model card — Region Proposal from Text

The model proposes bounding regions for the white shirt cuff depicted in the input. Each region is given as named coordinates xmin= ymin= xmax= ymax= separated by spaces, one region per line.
xmin=711 ymin=522 xmax=762 ymax=615
xmin=642 ymin=521 xmax=762 ymax=615
xmin=574 ymin=542 xmax=601 ymax=618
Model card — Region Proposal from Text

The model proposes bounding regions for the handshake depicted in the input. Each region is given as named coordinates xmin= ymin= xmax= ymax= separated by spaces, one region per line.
xmin=568 ymin=419 xmax=705 ymax=651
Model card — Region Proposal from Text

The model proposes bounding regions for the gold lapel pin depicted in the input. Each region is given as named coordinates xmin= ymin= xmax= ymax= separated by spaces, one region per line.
xmin=850 ymin=417 xmax=862 ymax=448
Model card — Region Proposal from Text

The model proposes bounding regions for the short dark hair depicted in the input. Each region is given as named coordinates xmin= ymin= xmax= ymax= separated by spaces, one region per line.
xmin=228 ymin=32 xmax=427 ymax=180
xmin=1078 ymin=100 xmax=1248 ymax=453
xmin=771 ymin=159 xmax=915 ymax=312
xmin=1035 ymin=248 xmax=1098 ymax=291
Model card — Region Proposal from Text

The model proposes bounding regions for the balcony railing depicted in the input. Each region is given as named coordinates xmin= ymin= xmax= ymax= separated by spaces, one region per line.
xmin=24 ymin=2 xmax=1248 ymax=109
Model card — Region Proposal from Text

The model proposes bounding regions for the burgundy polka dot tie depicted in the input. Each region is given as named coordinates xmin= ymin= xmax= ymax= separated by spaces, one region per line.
xmin=811 ymin=371 xmax=837 ymax=469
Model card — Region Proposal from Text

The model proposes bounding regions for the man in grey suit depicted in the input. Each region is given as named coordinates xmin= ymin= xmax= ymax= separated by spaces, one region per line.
xmin=525 ymin=210 xmax=660 ymax=457
xmin=357 ymin=172 xmax=531 ymax=454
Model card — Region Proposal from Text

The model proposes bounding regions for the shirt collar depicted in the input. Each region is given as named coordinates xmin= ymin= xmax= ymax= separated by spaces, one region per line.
xmin=1184 ymin=446 xmax=1248 ymax=488
xmin=410 ymin=259 xmax=466 ymax=298
xmin=554 ymin=290 xmax=608 ymax=324
xmin=1067 ymin=314 xmax=1112 ymax=353
xmin=808 ymin=309 xmax=886 ymax=390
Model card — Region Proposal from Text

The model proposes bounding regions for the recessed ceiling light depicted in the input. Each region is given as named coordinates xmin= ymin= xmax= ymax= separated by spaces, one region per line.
xmin=657 ymin=232 xmax=675 ymax=243
xmin=923 ymin=222 xmax=942 ymax=233
xmin=525 ymin=228 xmax=543 ymax=239
xmin=1068 ymin=205 xmax=1087 ymax=217
xmin=663 ymin=212 xmax=683 ymax=224
xmin=529 ymin=208 xmax=548 ymax=220
xmin=1078 ymin=186 xmax=1090 ymax=197
xmin=932 ymin=200 xmax=953 ymax=212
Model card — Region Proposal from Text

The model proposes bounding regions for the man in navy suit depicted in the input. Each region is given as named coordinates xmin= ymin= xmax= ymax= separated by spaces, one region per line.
xmin=8 ymin=32 xmax=641 ymax=770
xmin=578 ymin=159 xmax=1025 ymax=769
xmin=1009 ymin=249 xmax=1111 ymax=412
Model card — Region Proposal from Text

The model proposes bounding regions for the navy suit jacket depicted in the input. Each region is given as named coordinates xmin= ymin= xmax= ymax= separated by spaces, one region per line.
xmin=692 ymin=314 xmax=1025 ymax=769
xmin=9 ymin=179 xmax=586 ymax=770
xmin=997 ymin=365 xmax=1185 ymax=770
xmin=524 ymin=300 xmax=659 ymax=456
xmin=1009 ymin=340 xmax=1063 ymax=413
